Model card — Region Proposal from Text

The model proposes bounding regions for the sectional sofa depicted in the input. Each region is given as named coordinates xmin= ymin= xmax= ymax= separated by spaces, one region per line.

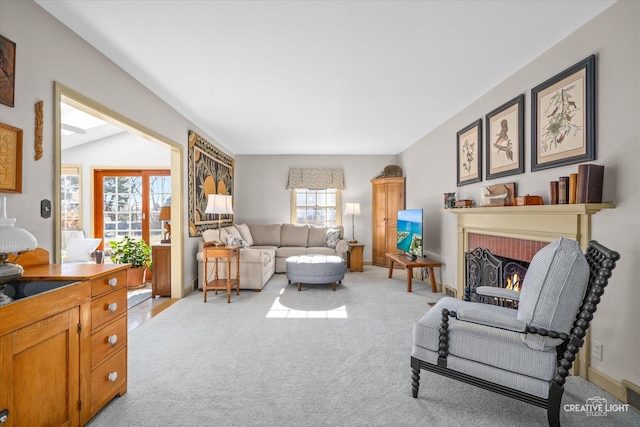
xmin=196 ymin=223 xmax=349 ymax=290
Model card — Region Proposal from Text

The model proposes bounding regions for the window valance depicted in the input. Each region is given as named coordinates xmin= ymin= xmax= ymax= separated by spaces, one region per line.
xmin=286 ymin=168 xmax=345 ymax=190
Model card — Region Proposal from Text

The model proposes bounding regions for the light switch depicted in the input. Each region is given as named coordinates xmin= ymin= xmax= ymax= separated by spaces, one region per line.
xmin=41 ymin=199 xmax=51 ymax=218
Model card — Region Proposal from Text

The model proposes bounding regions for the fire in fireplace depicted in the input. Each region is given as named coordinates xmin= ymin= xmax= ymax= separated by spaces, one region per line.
xmin=464 ymin=247 xmax=529 ymax=307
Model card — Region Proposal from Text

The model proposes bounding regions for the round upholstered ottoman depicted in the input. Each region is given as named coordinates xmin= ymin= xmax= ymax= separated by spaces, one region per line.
xmin=286 ymin=254 xmax=345 ymax=291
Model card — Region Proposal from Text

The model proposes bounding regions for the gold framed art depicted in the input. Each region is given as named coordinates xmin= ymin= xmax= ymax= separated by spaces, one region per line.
xmin=0 ymin=123 xmax=23 ymax=193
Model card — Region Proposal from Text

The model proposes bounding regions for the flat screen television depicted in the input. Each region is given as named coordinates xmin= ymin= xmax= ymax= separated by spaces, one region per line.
xmin=397 ymin=209 xmax=423 ymax=260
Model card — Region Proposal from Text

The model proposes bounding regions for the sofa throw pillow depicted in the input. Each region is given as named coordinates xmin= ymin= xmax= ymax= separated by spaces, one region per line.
xmin=227 ymin=234 xmax=250 ymax=248
xmin=324 ymin=229 xmax=341 ymax=249
xmin=64 ymin=237 xmax=102 ymax=263
xmin=235 ymin=223 xmax=254 ymax=246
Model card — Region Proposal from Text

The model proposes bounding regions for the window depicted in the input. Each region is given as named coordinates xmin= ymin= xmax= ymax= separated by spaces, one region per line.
xmin=61 ymin=165 xmax=81 ymax=230
xmin=292 ymin=189 xmax=341 ymax=228
xmin=94 ymin=169 xmax=171 ymax=249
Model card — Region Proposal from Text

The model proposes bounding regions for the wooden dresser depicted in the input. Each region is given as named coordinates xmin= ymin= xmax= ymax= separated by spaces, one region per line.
xmin=0 ymin=262 xmax=129 ymax=426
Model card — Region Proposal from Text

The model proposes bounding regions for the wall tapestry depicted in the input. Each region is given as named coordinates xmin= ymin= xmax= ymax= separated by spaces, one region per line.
xmin=188 ymin=131 xmax=234 ymax=237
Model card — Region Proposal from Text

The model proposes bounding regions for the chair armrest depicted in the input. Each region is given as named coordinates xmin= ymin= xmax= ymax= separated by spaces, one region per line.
xmin=455 ymin=309 xmax=527 ymax=333
xmin=475 ymin=286 xmax=520 ymax=302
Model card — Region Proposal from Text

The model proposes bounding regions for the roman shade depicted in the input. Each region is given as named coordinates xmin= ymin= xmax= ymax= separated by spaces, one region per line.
xmin=286 ymin=168 xmax=345 ymax=190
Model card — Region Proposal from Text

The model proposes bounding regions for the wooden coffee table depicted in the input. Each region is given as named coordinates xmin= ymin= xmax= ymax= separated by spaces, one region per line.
xmin=385 ymin=253 xmax=442 ymax=293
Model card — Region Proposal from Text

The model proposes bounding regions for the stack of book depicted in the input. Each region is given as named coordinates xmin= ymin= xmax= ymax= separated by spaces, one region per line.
xmin=576 ymin=164 xmax=605 ymax=203
xmin=550 ymin=164 xmax=604 ymax=205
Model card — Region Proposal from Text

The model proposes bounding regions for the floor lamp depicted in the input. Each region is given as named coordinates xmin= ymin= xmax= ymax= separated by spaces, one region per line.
xmin=344 ymin=202 xmax=361 ymax=244
xmin=205 ymin=194 xmax=234 ymax=246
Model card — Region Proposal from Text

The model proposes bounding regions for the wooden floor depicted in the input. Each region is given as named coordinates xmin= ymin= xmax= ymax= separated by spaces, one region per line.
xmin=128 ymin=293 xmax=179 ymax=333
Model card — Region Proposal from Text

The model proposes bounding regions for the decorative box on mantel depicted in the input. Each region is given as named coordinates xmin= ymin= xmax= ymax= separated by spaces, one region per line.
xmin=514 ymin=195 xmax=543 ymax=206
xmin=445 ymin=202 xmax=614 ymax=379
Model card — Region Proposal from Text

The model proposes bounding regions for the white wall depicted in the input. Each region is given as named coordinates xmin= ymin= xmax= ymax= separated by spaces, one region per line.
xmin=400 ymin=0 xmax=640 ymax=385
xmin=2 ymin=0 xmax=637 ymax=387
xmin=235 ymin=155 xmax=398 ymax=262
xmin=0 ymin=0 xmax=232 ymax=295
xmin=63 ymin=132 xmax=171 ymax=232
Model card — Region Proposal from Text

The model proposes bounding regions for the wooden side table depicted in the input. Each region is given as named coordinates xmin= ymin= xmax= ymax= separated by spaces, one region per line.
xmin=385 ymin=252 xmax=442 ymax=293
xmin=346 ymin=243 xmax=365 ymax=272
xmin=151 ymin=243 xmax=171 ymax=297
xmin=203 ymin=244 xmax=240 ymax=303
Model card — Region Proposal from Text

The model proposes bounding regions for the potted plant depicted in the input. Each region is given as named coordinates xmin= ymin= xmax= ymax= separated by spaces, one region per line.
xmin=109 ymin=236 xmax=152 ymax=290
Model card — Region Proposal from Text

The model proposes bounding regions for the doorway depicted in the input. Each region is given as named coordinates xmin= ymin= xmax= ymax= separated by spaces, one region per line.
xmin=54 ymin=82 xmax=184 ymax=298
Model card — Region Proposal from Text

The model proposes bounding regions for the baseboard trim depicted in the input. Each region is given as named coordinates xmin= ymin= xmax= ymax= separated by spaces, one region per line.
xmin=588 ymin=366 xmax=625 ymax=402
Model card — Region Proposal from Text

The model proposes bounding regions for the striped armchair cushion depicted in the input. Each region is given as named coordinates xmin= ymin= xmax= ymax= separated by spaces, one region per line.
xmin=516 ymin=237 xmax=589 ymax=350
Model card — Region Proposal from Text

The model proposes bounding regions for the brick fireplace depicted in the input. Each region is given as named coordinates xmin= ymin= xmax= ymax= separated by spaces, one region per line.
xmin=447 ymin=203 xmax=614 ymax=378
xmin=467 ymin=234 xmax=547 ymax=263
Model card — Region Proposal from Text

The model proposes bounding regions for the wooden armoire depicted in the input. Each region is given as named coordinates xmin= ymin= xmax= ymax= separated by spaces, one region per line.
xmin=371 ymin=177 xmax=405 ymax=267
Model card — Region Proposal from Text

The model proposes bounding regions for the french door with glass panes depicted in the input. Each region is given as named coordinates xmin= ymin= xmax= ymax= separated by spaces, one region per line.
xmin=93 ymin=170 xmax=171 ymax=251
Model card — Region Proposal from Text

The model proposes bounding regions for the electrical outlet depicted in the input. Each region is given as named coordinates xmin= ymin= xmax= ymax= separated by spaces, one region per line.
xmin=593 ymin=341 xmax=603 ymax=361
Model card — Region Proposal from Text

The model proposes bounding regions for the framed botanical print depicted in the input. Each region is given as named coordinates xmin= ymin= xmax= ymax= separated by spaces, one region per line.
xmin=531 ymin=55 xmax=595 ymax=171
xmin=485 ymin=94 xmax=524 ymax=180
xmin=457 ymin=119 xmax=482 ymax=186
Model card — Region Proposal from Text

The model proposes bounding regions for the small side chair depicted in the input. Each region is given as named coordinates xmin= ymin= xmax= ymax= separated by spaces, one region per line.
xmin=410 ymin=238 xmax=620 ymax=426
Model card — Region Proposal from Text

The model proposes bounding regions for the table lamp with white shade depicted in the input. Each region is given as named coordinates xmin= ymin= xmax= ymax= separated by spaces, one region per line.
xmin=205 ymin=194 xmax=234 ymax=246
xmin=344 ymin=202 xmax=361 ymax=244
xmin=0 ymin=197 xmax=38 ymax=305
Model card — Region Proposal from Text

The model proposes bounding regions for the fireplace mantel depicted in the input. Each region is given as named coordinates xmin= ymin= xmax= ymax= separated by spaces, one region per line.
xmin=446 ymin=202 xmax=614 ymax=378
xmin=447 ymin=203 xmax=614 ymax=296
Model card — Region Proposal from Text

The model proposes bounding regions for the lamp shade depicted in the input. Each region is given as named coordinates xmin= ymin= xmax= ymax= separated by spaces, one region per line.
xmin=158 ymin=206 xmax=171 ymax=221
xmin=0 ymin=197 xmax=38 ymax=253
xmin=344 ymin=202 xmax=361 ymax=216
xmin=205 ymin=194 xmax=234 ymax=215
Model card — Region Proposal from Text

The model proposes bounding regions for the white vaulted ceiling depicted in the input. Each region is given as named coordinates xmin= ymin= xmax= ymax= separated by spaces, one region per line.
xmin=36 ymin=0 xmax=616 ymax=155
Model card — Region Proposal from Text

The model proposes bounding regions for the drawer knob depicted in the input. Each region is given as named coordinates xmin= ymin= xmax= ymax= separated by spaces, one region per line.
xmin=107 ymin=372 xmax=118 ymax=382
xmin=108 ymin=278 xmax=118 ymax=287
xmin=107 ymin=302 xmax=118 ymax=312
xmin=108 ymin=334 xmax=118 ymax=345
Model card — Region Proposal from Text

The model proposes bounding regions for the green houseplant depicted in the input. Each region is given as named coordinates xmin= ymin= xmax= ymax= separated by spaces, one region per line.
xmin=109 ymin=236 xmax=151 ymax=289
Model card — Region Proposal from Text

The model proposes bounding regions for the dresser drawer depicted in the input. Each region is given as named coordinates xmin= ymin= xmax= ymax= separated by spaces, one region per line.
xmin=91 ymin=315 xmax=127 ymax=367
xmin=91 ymin=287 xmax=127 ymax=331
xmin=91 ymin=270 xmax=127 ymax=297
xmin=90 ymin=347 xmax=127 ymax=412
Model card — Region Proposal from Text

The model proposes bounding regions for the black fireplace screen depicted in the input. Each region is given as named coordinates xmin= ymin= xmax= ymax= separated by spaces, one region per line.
xmin=464 ymin=247 xmax=528 ymax=307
